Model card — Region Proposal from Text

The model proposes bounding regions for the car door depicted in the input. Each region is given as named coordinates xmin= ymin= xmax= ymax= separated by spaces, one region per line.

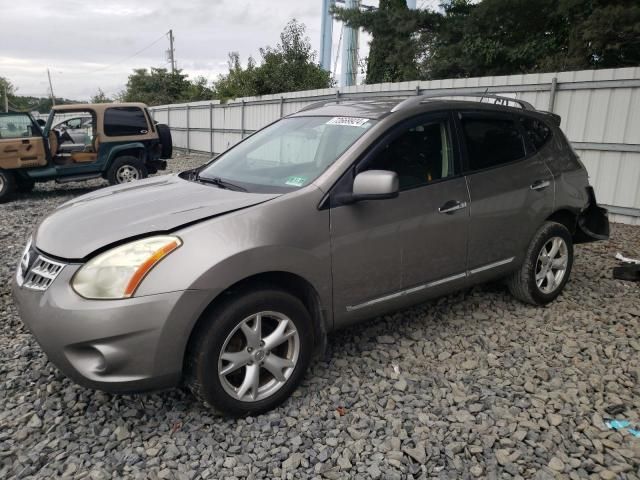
xmin=65 ymin=117 xmax=86 ymax=143
xmin=0 ymin=113 xmax=47 ymax=169
xmin=330 ymin=113 xmax=469 ymax=326
xmin=456 ymin=110 xmax=554 ymax=282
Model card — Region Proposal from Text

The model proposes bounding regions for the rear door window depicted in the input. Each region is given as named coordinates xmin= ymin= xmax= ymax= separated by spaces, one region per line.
xmin=104 ymin=107 xmax=149 ymax=136
xmin=461 ymin=116 xmax=526 ymax=171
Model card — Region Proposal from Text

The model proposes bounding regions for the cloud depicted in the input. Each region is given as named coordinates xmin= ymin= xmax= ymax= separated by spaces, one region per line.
xmin=2 ymin=0 xmax=441 ymax=101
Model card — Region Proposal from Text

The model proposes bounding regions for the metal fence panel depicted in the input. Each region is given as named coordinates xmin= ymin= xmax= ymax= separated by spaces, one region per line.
xmin=144 ymin=66 xmax=640 ymax=223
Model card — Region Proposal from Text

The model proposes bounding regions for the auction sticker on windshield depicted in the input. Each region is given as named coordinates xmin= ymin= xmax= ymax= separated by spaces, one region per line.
xmin=326 ymin=117 xmax=370 ymax=127
xmin=285 ymin=176 xmax=307 ymax=187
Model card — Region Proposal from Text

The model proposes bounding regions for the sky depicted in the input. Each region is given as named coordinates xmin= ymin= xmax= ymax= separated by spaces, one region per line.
xmin=1 ymin=0 xmax=439 ymax=101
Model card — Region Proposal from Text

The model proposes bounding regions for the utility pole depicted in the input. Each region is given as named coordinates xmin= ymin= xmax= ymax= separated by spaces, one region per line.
xmin=320 ymin=0 xmax=334 ymax=72
xmin=340 ymin=0 xmax=359 ymax=87
xmin=168 ymin=29 xmax=176 ymax=74
xmin=3 ymin=84 xmax=8 ymax=113
xmin=47 ymin=69 xmax=56 ymax=106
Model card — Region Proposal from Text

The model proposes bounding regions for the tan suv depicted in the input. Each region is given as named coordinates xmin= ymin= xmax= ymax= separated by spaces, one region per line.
xmin=0 ymin=103 xmax=172 ymax=202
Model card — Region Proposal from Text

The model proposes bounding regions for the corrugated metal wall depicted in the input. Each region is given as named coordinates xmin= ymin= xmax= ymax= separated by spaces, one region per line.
xmin=145 ymin=66 xmax=637 ymax=224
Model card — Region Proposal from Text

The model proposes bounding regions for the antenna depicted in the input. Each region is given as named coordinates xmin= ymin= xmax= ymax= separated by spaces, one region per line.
xmin=47 ymin=69 xmax=56 ymax=106
xmin=479 ymin=87 xmax=489 ymax=103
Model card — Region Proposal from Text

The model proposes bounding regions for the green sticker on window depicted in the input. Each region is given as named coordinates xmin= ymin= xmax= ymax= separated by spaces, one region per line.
xmin=285 ymin=176 xmax=307 ymax=187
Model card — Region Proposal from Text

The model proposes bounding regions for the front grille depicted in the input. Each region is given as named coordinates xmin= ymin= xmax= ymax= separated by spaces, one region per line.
xmin=19 ymin=254 xmax=66 ymax=292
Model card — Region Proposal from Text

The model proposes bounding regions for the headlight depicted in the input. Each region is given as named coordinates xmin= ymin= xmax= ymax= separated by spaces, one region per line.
xmin=72 ymin=235 xmax=182 ymax=299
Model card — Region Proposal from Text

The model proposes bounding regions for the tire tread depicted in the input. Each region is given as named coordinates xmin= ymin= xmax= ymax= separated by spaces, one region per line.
xmin=507 ymin=221 xmax=573 ymax=305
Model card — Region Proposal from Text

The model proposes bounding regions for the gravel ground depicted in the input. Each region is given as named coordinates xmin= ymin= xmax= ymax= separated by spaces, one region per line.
xmin=1 ymin=154 xmax=639 ymax=479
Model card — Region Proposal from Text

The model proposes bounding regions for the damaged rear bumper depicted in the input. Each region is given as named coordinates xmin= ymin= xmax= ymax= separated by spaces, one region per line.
xmin=575 ymin=186 xmax=610 ymax=243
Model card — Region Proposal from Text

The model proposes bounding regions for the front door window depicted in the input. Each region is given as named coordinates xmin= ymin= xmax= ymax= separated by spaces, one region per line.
xmin=363 ymin=120 xmax=455 ymax=189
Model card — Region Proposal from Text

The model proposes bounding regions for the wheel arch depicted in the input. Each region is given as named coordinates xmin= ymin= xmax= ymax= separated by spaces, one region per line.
xmin=105 ymin=143 xmax=147 ymax=168
xmin=182 ymin=270 xmax=328 ymax=376
xmin=546 ymin=209 xmax=579 ymax=235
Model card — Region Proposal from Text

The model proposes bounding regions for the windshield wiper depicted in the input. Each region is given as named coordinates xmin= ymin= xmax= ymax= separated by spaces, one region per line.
xmin=195 ymin=174 xmax=247 ymax=192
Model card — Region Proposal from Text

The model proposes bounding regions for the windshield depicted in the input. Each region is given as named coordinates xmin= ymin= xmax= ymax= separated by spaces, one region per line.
xmin=198 ymin=116 xmax=376 ymax=193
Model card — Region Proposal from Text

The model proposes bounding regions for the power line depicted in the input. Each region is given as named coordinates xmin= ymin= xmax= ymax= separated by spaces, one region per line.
xmin=333 ymin=25 xmax=344 ymax=77
xmin=88 ymin=32 xmax=169 ymax=74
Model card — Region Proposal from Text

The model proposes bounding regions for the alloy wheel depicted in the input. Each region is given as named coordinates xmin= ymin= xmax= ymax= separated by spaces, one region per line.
xmin=535 ymin=236 xmax=569 ymax=294
xmin=115 ymin=165 xmax=140 ymax=183
xmin=218 ymin=311 xmax=300 ymax=402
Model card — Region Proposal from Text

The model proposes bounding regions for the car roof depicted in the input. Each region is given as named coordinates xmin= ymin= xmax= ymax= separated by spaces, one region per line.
xmin=290 ymin=97 xmax=544 ymax=120
xmin=51 ymin=102 xmax=148 ymax=113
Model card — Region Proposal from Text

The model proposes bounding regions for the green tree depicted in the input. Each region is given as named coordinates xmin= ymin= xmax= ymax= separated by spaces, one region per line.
xmin=425 ymin=0 xmax=640 ymax=79
xmin=213 ymin=53 xmax=258 ymax=100
xmin=252 ymin=20 xmax=333 ymax=95
xmin=214 ymin=20 xmax=333 ymax=100
xmin=90 ymin=88 xmax=113 ymax=104
xmin=120 ymin=68 xmax=214 ymax=106
xmin=333 ymin=0 xmax=438 ymax=83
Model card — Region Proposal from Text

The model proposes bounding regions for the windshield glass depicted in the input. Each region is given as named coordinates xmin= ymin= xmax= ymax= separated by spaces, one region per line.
xmin=198 ymin=116 xmax=376 ymax=193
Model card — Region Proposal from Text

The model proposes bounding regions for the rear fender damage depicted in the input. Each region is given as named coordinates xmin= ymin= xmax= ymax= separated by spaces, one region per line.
xmin=574 ymin=186 xmax=610 ymax=243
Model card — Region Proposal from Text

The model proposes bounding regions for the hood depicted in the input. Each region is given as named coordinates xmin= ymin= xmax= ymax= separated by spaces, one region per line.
xmin=35 ymin=175 xmax=280 ymax=259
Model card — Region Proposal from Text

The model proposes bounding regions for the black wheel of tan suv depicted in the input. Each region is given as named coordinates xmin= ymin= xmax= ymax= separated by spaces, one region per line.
xmin=16 ymin=177 xmax=35 ymax=193
xmin=186 ymin=288 xmax=314 ymax=416
xmin=107 ymin=156 xmax=148 ymax=185
xmin=507 ymin=221 xmax=573 ymax=305
xmin=0 ymin=169 xmax=16 ymax=203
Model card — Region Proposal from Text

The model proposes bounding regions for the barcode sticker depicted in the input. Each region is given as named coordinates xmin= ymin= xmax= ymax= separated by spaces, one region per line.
xmin=326 ymin=117 xmax=370 ymax=127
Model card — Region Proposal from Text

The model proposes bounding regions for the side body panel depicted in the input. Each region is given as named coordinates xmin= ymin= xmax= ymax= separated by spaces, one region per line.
xmin=545 ymin=125 xmax=591 ymax=214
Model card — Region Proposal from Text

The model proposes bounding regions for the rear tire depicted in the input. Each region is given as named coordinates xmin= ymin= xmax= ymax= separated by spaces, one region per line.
xmin=186 ymin=288 xmax=314 ymax=417
xmin=16 ymin=177 xmax=35 ymax=193
xmin=507 ymin=221 xmax=573 ymax=305
xmin=0 ymin=169 xmax=16 ymax=203
xmin=107 ymin=156 xmax=148 ymax=185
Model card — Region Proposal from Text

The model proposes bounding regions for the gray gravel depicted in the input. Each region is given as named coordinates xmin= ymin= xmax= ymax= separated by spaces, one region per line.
xmin=1 ymin=154 xmax=640 ymax=479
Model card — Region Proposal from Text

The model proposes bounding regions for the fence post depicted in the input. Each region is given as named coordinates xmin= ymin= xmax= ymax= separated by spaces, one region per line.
xmin=167 ymin=105 xmax=171 ymax=138
xmin=280 ymin=96 xmax=284 ymax=118
xmin=240 ymin=100 xmax=245 ymax=139
xmin=548 ymin=77 xmax=558 ymax=112
xmin=209 ymin=103 xmax=214 ymax=155
xmin=186 ymin=104 xmax=190 ymax=154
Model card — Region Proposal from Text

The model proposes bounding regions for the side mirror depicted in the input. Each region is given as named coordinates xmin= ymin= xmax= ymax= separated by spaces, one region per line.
xmin=351 ymin=170 xmax=399 ymax=202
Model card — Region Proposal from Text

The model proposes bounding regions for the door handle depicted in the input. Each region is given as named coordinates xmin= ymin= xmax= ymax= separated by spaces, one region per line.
xmin=438 ymin=200 xmax=468 ymax=214
xmin=530 ymin=179 xmax=551 ymax=191
xmin=4 ymin=148 xmax=18 ymax=153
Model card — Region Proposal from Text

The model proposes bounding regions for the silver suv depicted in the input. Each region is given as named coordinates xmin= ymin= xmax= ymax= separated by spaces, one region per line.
xmin=12 ymin=95 xmax=609 ymax=416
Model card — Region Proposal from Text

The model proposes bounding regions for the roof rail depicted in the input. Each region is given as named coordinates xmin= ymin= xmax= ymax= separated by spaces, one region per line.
xmin=391 ymin=93 xmax=536 ymax=112
xmin=298 ymin=99 xmax=336 ymax=113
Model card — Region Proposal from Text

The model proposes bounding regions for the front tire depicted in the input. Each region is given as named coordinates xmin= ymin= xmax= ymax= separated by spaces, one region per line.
xmin=0 ymin=169 xmax=16 ymax=203
xmin=186 ymin=288 xmax=314 ymax=416
xmin=107 ymin=156 xmax=148 ymax=185
xmin=507 ymin=221 xmax=574 ymax=305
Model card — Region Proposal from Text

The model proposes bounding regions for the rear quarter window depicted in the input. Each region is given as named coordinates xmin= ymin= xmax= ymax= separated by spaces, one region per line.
xmin=520 ymin=117 xmax=552 ymax=151
xmin=104 ymin=107 xmax=149 ymax=136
